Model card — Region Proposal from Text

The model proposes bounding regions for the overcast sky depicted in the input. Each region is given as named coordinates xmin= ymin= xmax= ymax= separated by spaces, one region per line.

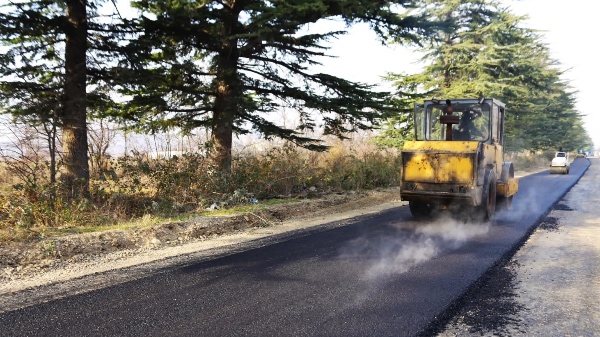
xmin=510 ymin=0 xmax=599 ymax=149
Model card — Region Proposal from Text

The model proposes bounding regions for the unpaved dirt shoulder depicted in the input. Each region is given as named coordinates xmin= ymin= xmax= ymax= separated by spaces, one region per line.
xmin=506 ymin=159 xmax=600 ymax=335
xmin=0 ymin=188 xmax=406 ymax=313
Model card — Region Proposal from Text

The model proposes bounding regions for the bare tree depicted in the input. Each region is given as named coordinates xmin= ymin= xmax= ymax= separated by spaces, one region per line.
xmin=88 ymin=119 xmax=117 ymax=178
xmin=0 ymin=119 xmax=53 ymax=191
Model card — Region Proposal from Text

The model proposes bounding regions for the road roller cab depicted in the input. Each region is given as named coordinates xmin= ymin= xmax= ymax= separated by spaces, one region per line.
xmin=400 ymin=98 xmax=519 ymax=221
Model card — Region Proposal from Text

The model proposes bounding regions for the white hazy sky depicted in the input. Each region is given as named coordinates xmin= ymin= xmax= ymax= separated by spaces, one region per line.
xmin=311 ymin=0 xmax=599 ymax=149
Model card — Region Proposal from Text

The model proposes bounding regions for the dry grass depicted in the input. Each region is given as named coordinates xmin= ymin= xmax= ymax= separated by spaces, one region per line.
xmin=0 ymin=137 xmax=558 ymax=245
xmin=0 ymin=139 xmax=401 ymax=244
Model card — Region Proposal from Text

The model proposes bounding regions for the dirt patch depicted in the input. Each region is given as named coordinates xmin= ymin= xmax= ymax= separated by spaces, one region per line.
xmin=537 ymin=216 xmax=561 ymax=231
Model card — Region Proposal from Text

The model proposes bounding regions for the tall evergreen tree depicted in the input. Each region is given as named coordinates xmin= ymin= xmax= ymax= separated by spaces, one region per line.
xmin=378 ymin=0 xmax=592 ymax=152
xmin=113 ymin=0 xmax=435 ymax=172
xmin=0 ymin=0 xmax=124 ymax=196
xmin=63 ymin=0 xmax=89 ymax=196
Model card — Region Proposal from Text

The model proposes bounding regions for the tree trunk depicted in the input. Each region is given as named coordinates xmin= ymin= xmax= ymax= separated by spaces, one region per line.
xmin=211 ymin=75 xmax=235 ymax=172
xmin=442 ymin=12 xmax=452 ymax=89
xmin=210 ymin=10 xmax=239 ymax=172
xmin=49 ymin=97 xmax=59 ymax=185
xmin=62 ymin=0 xmax=89 ymax=197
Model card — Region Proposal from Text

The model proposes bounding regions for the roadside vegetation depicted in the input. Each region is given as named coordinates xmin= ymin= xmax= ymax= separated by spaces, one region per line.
xmin=0 ymin=129 xmax=553 ymax=244
xmin=0 ymin=133 xmax=405 ymax=243
xmin=0 ymin=0 xmax=595 ymax=245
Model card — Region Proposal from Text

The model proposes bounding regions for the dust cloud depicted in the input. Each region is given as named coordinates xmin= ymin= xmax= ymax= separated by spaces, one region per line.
xmin=342 ymin=216 xmax=491 ymax=281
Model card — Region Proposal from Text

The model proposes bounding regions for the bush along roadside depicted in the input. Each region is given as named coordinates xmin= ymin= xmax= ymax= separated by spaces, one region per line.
xmin=1 ymin=142 xmax=402 ymax=245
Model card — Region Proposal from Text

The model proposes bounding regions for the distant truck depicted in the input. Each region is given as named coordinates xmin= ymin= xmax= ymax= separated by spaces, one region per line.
xmin=550 ymin=152 xmax=570 ymax=174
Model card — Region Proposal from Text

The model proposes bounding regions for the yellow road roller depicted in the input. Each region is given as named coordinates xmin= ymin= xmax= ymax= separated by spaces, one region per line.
xmin=400 ymin=98 xmax=519 ymax=220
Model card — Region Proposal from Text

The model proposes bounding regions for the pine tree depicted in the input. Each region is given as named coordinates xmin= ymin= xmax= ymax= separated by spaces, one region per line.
xmin=0 ymin=0 xmax=126 ymax=196
xmin=378 ymin=0 xmax=592 ymax=152
xmin=112 ymin=0 xmax=435 ymax=171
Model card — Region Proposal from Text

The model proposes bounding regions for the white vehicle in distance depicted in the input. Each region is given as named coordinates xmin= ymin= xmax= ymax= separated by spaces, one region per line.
xmin=550 ymin=151 xmax=570 ymax=174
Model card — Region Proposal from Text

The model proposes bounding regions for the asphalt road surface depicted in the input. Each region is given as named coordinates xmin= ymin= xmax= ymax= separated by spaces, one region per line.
xmin=0 ymin=159 xmax=590 ymax=337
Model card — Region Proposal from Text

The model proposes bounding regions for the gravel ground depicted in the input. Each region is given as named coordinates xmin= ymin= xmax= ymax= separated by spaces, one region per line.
xmin=437 ymin=158 xmax=600 ymax=336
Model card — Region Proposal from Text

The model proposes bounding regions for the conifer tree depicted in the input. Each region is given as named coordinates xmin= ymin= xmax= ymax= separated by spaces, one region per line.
xmin=0 ymin=0 xmax=126 ymax=196
xmin=113 ymin=0 xmax=435 ymax=171
xmin=378 ymin=0 xmax=592 ymax=152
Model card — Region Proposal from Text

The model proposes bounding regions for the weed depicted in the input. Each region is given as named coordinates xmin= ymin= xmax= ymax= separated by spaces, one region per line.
xmin=0 ymin=139 xmax=403 ymax=244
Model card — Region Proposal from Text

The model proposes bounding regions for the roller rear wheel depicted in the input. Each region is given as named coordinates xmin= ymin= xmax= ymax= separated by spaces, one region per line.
xmin=474 ymin=170 xmax=496 ymax=222
xmin=409 ymin=201 xmax=433 ymax=219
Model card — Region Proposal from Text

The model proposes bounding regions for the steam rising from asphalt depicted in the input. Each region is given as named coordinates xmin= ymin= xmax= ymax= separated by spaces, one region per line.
xmin=342 ymin=175 xmax=551 ymax=282
xmin=342 ymin=173 xmax=558 ymax=286
xmin=341 ymin=217 xmax=490 ymax=281
xmin=499 ymin=182 xmax=545 ymax=222
xmin=365 ymin=235 xmax=437 ymax=278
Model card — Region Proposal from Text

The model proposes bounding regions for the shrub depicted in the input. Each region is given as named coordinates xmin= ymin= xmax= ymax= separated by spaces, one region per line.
xmin=0 ymin=138 xmax=404 ymax=243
